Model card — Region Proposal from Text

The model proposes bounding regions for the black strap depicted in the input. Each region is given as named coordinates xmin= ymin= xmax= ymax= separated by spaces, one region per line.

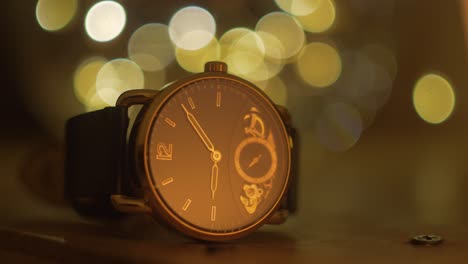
xmin=65 ymin=107 xmax=128 ymax=217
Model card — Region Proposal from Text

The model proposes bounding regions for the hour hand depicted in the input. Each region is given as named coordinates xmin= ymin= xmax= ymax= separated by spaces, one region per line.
xmin=211 ymin=162 xmax=218 ymax=200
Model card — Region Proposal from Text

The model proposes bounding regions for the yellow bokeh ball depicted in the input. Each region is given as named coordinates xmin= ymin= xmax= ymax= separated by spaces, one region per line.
xmin=413 ymin=74 xmax=455 ymax=124
xmin=297 ymin=42 xmax=341 ymax=88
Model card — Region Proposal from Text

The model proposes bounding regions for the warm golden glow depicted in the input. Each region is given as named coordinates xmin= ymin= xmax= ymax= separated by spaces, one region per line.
xmin=36 ymin=0 xmax=77 ymax=31
xmin=413 ymin=74 xmax=455 ymax=124
xmin=275 ymin=0 xmax=322 ymax=16
xmin=296 ymin=0 xmax=336 ymax=33
xmin=169 ymin=6 xmax=216 ymax=51
xmin=73 ymin=57 xmax=107 ymax=107
xmin=176 ymin=38 xmax=220 ymax=73
xmin=144 ymin=78 xmax=290 ymax=237
xmin=128 ymin=23 xmax=175 ymax=72
xmin=256 ymin=77 xmax=288 ymax=106
xmin=256 ymin=12 xmax=305 ymax=60
xmin=297 ymin=42 xmax=341 ymax=88
xmin=96 ymin=59 xmax=144 ymax=105
xmin=85 ymin=1 xmax=126 ymax=42
xmin=315 ymin=102 xmax=362 ymax=152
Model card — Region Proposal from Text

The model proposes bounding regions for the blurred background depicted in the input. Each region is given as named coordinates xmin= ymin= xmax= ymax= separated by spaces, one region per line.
xmin=1 ymin=0 xmax=468 ymax=261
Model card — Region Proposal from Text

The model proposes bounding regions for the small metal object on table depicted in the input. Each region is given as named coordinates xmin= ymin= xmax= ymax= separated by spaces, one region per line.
xmin=411 ymin=234 xmax=443 ymax=246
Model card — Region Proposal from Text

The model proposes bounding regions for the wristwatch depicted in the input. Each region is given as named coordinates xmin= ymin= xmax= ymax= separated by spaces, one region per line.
xmin=65 ymin=61 xmax=299 ymax=241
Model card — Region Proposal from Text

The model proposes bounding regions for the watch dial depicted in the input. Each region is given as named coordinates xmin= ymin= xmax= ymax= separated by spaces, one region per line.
xmin=147 ymin=77 xmax=290 ymax=235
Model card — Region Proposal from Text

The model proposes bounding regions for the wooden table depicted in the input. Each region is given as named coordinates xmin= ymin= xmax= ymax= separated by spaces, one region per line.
xmin=1 ymin=129 xmax=467 ymax=263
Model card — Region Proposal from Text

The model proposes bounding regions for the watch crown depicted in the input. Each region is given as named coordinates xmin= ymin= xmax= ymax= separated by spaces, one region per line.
xmin=205 ymin=61 xmax=228 ymax=73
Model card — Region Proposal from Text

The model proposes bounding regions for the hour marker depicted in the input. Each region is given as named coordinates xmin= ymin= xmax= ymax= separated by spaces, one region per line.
xmin=164 ymin=117 xmax=176 ymax=127
xmin=156 ymin=143 xmax=173 ymax=160
xmin=211 ymin=206 xmax=216 ymax=221
xmin=216 ymin=91 xmax=221 ymax=107
xmin=182 ymin=199 xmax=192 ymax=211
xmin=188 ymin=97 xmax=196 ymax=109
xmin=161 ymin=177 xmax=173 ymax=186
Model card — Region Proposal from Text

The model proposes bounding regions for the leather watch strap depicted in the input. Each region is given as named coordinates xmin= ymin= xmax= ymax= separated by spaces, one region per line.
xmin=65 ymin=107 xmax=128 ymax=217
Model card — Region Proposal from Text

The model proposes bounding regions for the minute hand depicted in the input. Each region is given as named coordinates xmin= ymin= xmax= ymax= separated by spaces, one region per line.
xmin=181 ymin=104 xmax=215 ymax=152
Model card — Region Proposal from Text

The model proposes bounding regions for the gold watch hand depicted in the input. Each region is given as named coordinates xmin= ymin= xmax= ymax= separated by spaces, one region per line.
xmin=181 ymin=104 xmax=222 ymax=200
xmin=247 ymin=154 xmax=262 ymax=168
xmin=211 ymin=162 xmax=218 ymax=200
xmin=181 ymin=104 xmax=215 ymax=153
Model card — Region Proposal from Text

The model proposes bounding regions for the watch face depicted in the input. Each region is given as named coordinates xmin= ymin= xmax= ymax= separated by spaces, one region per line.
xmin=144 ymin=76 xmax=290 ymax=239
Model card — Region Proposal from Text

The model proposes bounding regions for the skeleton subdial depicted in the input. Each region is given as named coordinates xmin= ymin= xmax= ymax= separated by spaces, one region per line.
xmin=235 ymin=134 xmax=278 ymax=214
xmin=234 ymin=136 xmax=277 ymax=184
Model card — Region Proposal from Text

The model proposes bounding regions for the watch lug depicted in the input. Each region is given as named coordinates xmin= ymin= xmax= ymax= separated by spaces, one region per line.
xmin=275 ymin=104 xmax=299 ymax=214
xmin=111 ymin=195 xmax=152 ymax=214
xmin=266 ymin=209 xmax=289 ymax=225
xmin=275 ymin=105 xmax=292 ymax=127
xmin=116 ymin=89 xmax=159 ymax=107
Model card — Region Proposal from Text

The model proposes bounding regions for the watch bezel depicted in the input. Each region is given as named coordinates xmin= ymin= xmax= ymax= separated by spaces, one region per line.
xmin=133 ymin=71 xmax=292 ymax=241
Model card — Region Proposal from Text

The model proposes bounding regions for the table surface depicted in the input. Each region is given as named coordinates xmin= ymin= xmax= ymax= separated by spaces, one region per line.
xmin=1 ymin=129 xmax=467 ymax=263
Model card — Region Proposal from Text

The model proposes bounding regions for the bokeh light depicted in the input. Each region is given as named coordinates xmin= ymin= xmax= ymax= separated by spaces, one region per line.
xmin=169 ymin=6 xmax=216 ymax=51
xmin=220 ymin=29 xmax=284 ymax=82
xmin=256 ymin=12 xmax=305 ymax=60
xmin=128 ymin=23 xmax=175 ymax=72
xmin=143 ymin=68 xmax=166 ymax=90
xmin=256 ymin=76 xmax=288 ymax=106
xmin=176 ymin=38 xmax=220 ymax=73
xmin=85 ymin=1 xmax=126 ymax=42
xmin=315 ymin=102 xmax=363 ymax=152
xmin=247 ymin=60 xmax=285 ymax=82
xmin=256 ymin=31 xmax=285 ymax=62
xmin=296 ymin=0 xmax=336 ymax=33
xmin=96 ymin=59 xmax=144 ymax=105
xmin=297 ymin=42 xmax=342 ymax=88
xmin=413 ymin=74 xmax=455 ymax=124
xmin=361 ymin=43 xmax=398 ymax=80
xmin=275 ymin=0 xmax=323 ymax=16
xmin=220 ymin=27 xmax=251 ymax=59
xmin=223 ymin=31 xmax=265 ymax=76
xmin=36 ymin=0 xmax=77 ymax=31
xmin=332 ymin=50 xmax=392 ymax=128
xmin=253 ymin=32 xmax=286 ymax=81
xmin=73 ymin=57 xmax=107 ymax=108
xmin=371 ymin=65 xmax=393 ymax=108
xmin=85 ymin=92 xmax=112 ymax=112
xmin=338 ymin=51 xmax=376 ymax=99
